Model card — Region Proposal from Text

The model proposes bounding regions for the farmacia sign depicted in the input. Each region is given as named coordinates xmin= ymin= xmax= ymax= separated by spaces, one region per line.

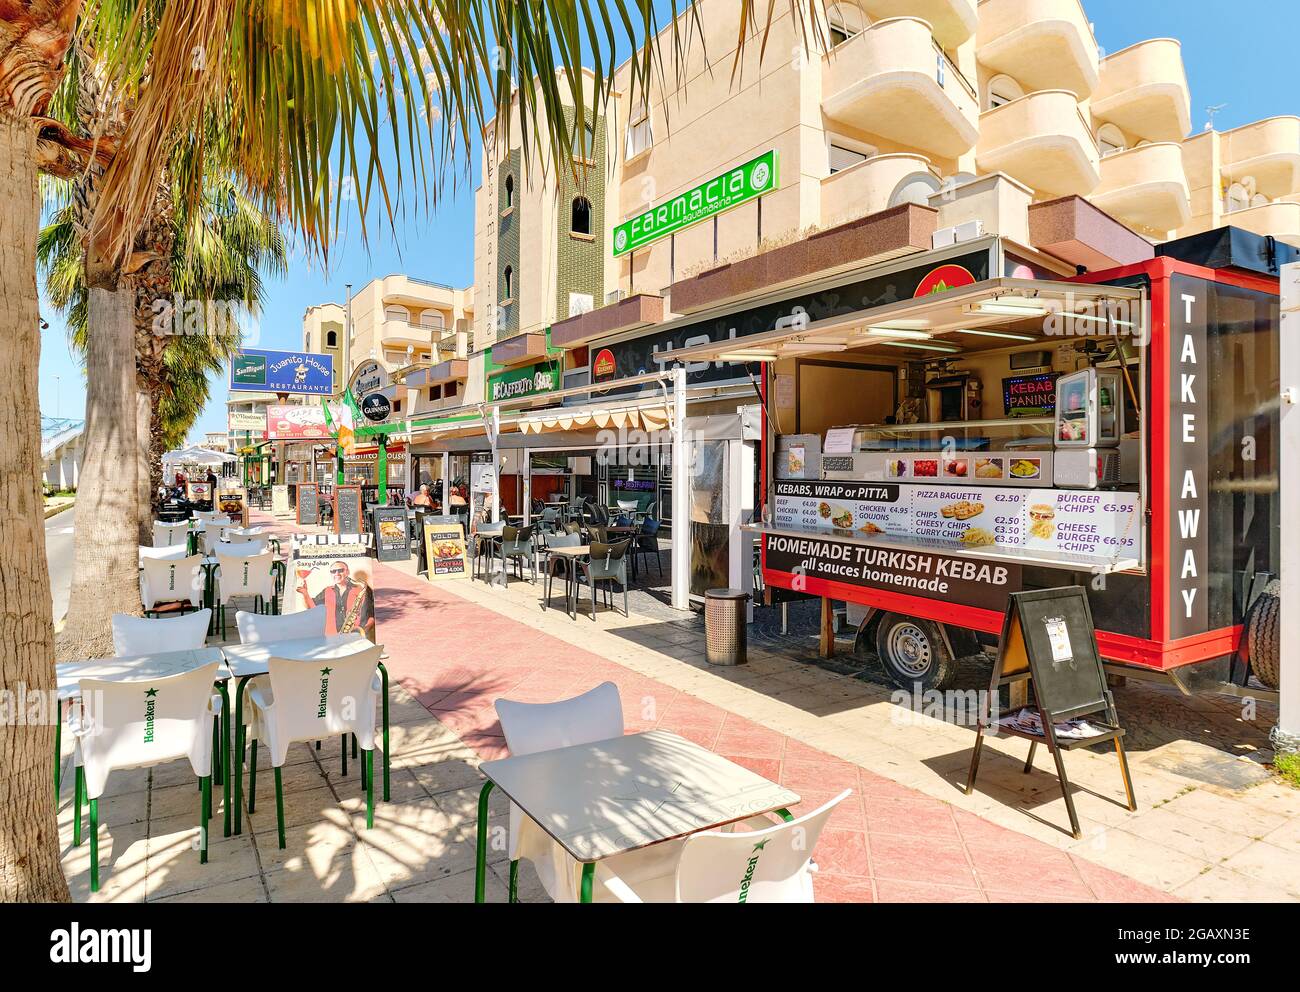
xmin=612 ymin=149 xmax=778 ymax=257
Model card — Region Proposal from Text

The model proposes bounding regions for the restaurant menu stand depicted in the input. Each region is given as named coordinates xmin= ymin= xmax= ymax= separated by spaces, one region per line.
xmin=964 ymin=586 xmax=1136 ymax=839
xmin=335 ymin=484 xmax=362 ymax=534
xmin=295 ymin=483 xmax=319 ymax=527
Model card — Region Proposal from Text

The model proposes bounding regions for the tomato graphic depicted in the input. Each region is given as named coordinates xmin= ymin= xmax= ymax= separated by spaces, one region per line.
xmin=913 ymin=264 xmax=977 ymax=298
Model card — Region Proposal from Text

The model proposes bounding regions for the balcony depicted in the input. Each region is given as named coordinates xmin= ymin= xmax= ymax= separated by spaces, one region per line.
xmin=822 ymin=18 xmax=979 ymax=160
xmin=856 ymin=0 xmax=977 ymax=46
xmin=1220 ymin=117 xmax=1300 ymax=199
xmin=976 ymin=90 xmax=1100 ymax=198
xmin=376 ymin=318 xmax=436 ymax=349
xmin=1091 ymin=39 xmax=1191 ymax=144
xmin=976 ymin=0 xmax=1099 ymax=99
xmin=1221 ymin=200 xmax=1300 ymax=247
xmin=1090 ymin=142 xmax=1190 ymax=235
xmin=821 ymin=153 xmax=939 ymax=226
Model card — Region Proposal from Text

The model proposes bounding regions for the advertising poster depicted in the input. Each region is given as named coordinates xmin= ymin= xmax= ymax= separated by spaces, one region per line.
xmin=186 ymin=481 xmax=212 ymax=503
xmin=271 ymin=485 xmax=290 ymax=515
xmin=288 ymin=541 xmax=377 ymax=641
xmin=230 ymin=349 xmax=334 ymax=396
xmin=423 ymin=521 xmax=469 ymax=580
xmin=267 ymin=404 xmax=332 ymax=440
xmin=772 ymin=481 xmax=1141 ymax=563
xmin=229 ymin=410 xmax=269 ymax=432
xmin=372 ymin=507 xmax=411 ymax=561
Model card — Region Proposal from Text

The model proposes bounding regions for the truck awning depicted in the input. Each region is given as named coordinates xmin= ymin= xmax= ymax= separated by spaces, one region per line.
xmin=653 ymin=277 xmax=1146 ymax=365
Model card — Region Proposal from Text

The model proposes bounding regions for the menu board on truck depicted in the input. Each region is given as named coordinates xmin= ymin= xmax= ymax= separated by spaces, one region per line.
xmin=772 ymin=480 xmax=1141 ymax=563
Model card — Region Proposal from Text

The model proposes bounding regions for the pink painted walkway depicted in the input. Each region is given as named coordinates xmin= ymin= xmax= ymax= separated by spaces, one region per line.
xmin=264 ymin=515 xmax=1168 ymax=902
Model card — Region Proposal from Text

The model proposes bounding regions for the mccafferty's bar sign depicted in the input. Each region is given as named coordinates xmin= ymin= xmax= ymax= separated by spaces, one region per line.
xmin=612 ymin=149 xmax=778 ymax=257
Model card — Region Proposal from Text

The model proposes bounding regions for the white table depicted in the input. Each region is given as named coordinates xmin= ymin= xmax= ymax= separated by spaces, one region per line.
xmin=220 ymin=633 xmax=386 ymax=835
xmin=474 ymin=729 xmax=801 ymax=902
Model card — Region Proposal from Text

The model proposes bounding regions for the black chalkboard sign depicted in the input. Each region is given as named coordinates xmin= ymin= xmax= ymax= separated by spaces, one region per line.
xmin=335 ymin=485 xmax=362 ymax=535
xmin=296 ymin=483 xmax=319 ymax=527
xmin=965 ymin=586 xmax=1135 ymax=839
xmin=372 ymin=506 xmax=410 ymax=561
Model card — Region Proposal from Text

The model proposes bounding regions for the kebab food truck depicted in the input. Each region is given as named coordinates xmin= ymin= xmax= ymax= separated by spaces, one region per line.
xmin=667 ymin=231 xmax=1286 ymax=693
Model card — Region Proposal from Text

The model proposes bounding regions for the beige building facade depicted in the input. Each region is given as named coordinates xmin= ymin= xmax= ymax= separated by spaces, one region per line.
xmin=470 ymin=0 xmax=1299 ymax=352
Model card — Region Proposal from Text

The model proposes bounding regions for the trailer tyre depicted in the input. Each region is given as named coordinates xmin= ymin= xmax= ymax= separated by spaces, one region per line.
xmin=1246 ymin=580 xmax=1281 ymax=690
xmin=875 ymin=613 xmax=957 ymax=692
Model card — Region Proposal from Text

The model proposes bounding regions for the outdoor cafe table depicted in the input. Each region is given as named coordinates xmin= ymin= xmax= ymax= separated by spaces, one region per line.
xmin=55 ymin=647 xmax=234 ymax=836
xmin=541 ymin=544 xmax=589 ymax=618
xmin=474 ymin=729 xmax=800 ymax=902
xmin=220 ymin=632 xmax=389 ymax=835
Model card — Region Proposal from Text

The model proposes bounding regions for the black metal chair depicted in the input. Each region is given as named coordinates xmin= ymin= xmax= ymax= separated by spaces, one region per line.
xmin=498 ymin=525 xmax=537 ymax=584
xmin=632 ymin=517 xmax=664 ymax=579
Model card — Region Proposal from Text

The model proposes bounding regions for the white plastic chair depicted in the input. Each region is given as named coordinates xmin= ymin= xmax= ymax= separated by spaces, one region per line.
xmin=224 ymin=530 xmax=264 ymax=545
xmin=235 ymin=605 xmax=326 ymax=643
xmin=191 ymin=510 xmax=217 ymax=526
xmin=70 ymin=661 xmax=223 ymax=892
xmin=598 ymin=790 xmax=851 ymax=904
xmin=152 ymin=520 xmax=191 ymax=548
xmin=201 ymin=524 xmax=231 ymax=556
xmin=218 ymin=539 xmax=267 ymax=557
xmin=111 ymin=609 xmax=211 ymax=657
xmin=214 ymin=551 xmax=277 ymax=637
xmin=139 ymin=554 xmax=204 ymax=616
xmin=139 ymin=544 xmax=191 ymax=563
xmin=245 ymin=643 xmax=385 ymax=847
xmin=494 ymin=682 xmax=681 ymax=903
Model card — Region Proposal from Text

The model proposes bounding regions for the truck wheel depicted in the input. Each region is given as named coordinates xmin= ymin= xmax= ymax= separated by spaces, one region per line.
xmin=1246 ymin=580 xmax=1281 ymax=690
xmin=874 ymin=613 xmax=957 ymax=691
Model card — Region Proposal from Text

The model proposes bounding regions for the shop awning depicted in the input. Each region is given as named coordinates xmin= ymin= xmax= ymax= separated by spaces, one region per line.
xmin=652 ymin=277 xmax=1146 ymax=365
xmin=518 ymin=402 xmax=670 ymax=434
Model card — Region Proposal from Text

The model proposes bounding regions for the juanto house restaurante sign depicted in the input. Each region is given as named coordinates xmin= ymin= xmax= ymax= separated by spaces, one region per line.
xmin=612 ymin=149 xmax=779 ymax=257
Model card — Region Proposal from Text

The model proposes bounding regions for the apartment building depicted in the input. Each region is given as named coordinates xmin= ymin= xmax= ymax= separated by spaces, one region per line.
xmin=470 ymin=0 xmax=1299 ymax=351
xmin=301 ymin=275 xmax=475 ymax=420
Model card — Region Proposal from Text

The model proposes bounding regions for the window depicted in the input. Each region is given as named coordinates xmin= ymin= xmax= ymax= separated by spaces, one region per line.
xmin=501 ymin=265 xmax=513 ymax=301
xmin=325 ymin=329 xmax=338 ymax=347
xmin=384 ymin=304 xmax=409 ymax=323
xmin=1225 ymin=183 xmax=1251 ymax=213
xmin=393 ymin=398 xmax=402 ymax=413
xmin=888 ymin=171 xmax=943 ymax=208
xmin=829 ymin=143 xmax=868 ymax=174
xmin=504 ymin=174 xmax=514 ymax=209
xmin=578 ymin=121 xmax=596 ymax=160
xmin=826 ymin=3 xmax=865 ymax=48
xmin=419 ymin=310 xmax=445 ymax=330
xmin=445 ymin=381 xmax=457 ymax=399
xmin=1097 ymin=124 xmax=1126 ymax=158
xmin=571 ymin=196 xmax=592 ymax=235
xmin=986 ymin=74 xmax=1024 ymax=111
xmin=625 ymin=113 xmax=652 ymax=159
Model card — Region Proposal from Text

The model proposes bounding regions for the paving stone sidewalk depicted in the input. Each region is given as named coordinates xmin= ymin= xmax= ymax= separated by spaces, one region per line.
xmin=64 ymin=513 xmax=1300 ymax=902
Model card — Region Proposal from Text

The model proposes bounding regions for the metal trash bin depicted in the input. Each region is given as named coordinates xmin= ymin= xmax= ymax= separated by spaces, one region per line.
xmin=704 ymin=588 xmax=749 ymax=666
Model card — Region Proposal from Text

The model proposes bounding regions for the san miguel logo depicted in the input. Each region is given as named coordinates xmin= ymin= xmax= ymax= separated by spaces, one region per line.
xmin=143 ymin=688 xmax=158 ymax=743
xmin=317 ymin=667 xmax=332 ymax=718
xmin=913 ymin=263 xmax=977 ymax=298
xmin=592 ymin=348 xmax=616 ymax=382
xmin=737 ymin=838 xmax=768 ymax=902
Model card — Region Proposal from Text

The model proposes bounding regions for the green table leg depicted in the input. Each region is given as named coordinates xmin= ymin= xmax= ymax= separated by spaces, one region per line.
xmin=378 ymin=662 xmax=391 ymax=802
xmin=219 ymin=682 xmax=232 ymax=838
xmin=233 ymin=675 xmax=252 ymax=835
xmin=474 ymin=780 xmax=494 ymax=903
xmin=580 ymin=862 xmax=595 ymax=903
xmin=776 ymin=808 xmax=794 ymax=822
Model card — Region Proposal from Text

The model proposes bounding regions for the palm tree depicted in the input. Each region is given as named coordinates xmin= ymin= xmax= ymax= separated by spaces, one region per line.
xmin=39 ymin=173 xmax=287 ymax=538
xmin=1 ymin=0 xmax=709 ymax=907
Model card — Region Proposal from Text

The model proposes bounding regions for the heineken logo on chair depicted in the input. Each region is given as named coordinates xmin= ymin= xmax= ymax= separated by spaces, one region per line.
xmin=737 ymin=837 xmax=768 ymax=903
xmin=143 ymin=688 xmax=159 ymax=743
xmin=317 ymin=667 xmax=332 ymax=718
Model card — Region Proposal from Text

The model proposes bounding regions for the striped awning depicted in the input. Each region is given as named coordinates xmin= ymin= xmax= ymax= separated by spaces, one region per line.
xmin=518 ymin=403 xmax=670 ymax=434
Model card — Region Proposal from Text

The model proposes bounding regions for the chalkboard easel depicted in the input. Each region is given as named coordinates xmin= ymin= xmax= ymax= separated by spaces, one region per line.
xmin=335 ymin=484 xmax=363 ymax=535
xmin=964 ymin=586 xmax=1136 ymax=839
xmin=296 ymin=483 xmax=319 ymax=527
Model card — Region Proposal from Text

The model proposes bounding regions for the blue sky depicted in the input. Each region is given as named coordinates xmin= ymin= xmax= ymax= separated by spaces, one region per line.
xmin=37 ymin=0 xmax=1300 ymax=439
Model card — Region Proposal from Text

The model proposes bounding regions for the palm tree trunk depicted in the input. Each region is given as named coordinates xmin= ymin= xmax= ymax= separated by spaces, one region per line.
xmin=0 ymin=108 xmax=69 ymax=902
xmin=135 ymin=387 xmax=152 ymax=545
xmin=56 ymin=283 xmax=142 ymax=660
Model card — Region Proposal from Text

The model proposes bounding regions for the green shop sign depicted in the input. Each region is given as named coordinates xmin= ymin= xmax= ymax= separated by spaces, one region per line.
xmin=612 ymin=149 xmax=778 ymax=257
xmin=488 ymin=359 xmax=561 ymax=403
